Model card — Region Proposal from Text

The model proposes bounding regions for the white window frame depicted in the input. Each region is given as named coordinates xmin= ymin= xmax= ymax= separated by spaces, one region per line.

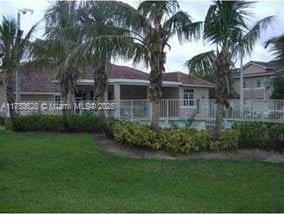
xmin=183 ymin=89 xmax=194 ymax=106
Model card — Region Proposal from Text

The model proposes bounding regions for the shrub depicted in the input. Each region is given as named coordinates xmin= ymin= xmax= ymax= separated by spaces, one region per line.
xmin=158 ymin=127 xmax=212 ymax=154
xmin=5 ymin=113 xmax=102 ymax=133
xmin=210 ymin=129 xmax=239 ymax=152
xmin=4 ymin=118 xmax=13 ymax=130
xmin=235 ymin=122 xmax=284 ymax=150
xmin=68 ymin=112 xmax=102 ymax=133
xmin=0 ymin=116 xmax=5 ymax=126
xmin=112 ymin=120 xmax=239 ymax=154
xmin=10 ymin=114 xmax=65 ymax=132
xmin=113 ymin=120 xmax=158 ymax=150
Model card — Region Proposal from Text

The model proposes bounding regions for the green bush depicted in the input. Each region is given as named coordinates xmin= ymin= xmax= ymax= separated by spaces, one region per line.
xmin=0 ymin=116 xmax=5 ymax=126
xmin=68 ymin=113 xmax=102 ymax=133
xmin=158 ymin=127 xmax=212 ymax=154
xmin=112 ymin=120 xmax=158 ymax=149
xmin=235 ymin=122 xmax=284 ymax=150
xmin=210 ymin=129 xmax=239 ymax=152
xmin=113 ymin=120 xmax=240 ymax=154
xmin=10 ymin=114 xmax=65 ymax=132
xmin=5 ymin=113 xmax=102 ymax=133
xmin=4 ymin=118 xmax=14 ymax=130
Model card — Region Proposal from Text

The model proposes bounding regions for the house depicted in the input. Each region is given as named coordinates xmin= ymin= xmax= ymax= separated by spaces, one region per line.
xmin=232 ymin=60 xmax=282 ymax=100
xmin=0 ymin=64 xmax=214 ymax=117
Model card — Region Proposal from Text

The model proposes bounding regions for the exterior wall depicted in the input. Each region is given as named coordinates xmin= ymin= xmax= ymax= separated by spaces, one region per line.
xmin=179 ymin=86 xmax=209 ymax=100
xmin=233 ymin=79 xmax=240 ymax=95
xmin=119 ymin=85 xmax=210 ymax=100
xmin=120 ymin=85 xmax=147 ymax=100
xmin=162 ymin=87 xmax=179 ymax=99
xmin=233 ymin=75 xmax=275 ymax=100
xmin=21 ymin=94 xmax=55 ymax=102
xmin=194 ymin=87 xmax=209 ymax=99
xmin=232 ymin=63 xmax=276 ymax=100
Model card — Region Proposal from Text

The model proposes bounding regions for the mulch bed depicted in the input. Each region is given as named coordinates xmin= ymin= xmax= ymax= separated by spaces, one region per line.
xmin=93 ymin=134 xmax=284 ymax=163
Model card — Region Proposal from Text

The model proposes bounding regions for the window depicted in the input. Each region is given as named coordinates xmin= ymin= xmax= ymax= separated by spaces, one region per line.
xmin=184 ymin=89 xmax=194 ymax=106
xmin=256 ymin=79 xmax=264 ymax=88
xmin=243 ymin=81 xmax=247 ymax=88
xmin=54 ymin=95 xmax=61 ymax=106
xmin=90 ymin=90 xmax=94 ymax=101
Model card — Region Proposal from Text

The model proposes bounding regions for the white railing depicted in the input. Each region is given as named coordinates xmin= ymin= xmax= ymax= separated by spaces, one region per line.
xmin=9 ymin=99 xmax=284 ymax=124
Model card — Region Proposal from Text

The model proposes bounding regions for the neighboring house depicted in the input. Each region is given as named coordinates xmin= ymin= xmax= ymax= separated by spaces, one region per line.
xmin=0 ymin=64 xmax=214 ymax=117
xmin=232 ymin=60 xmax=282 ymax=100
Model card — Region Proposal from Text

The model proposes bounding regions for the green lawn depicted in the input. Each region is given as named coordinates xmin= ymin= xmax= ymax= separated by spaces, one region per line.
xmin=0 ymin=130 xmax=284 ymax=212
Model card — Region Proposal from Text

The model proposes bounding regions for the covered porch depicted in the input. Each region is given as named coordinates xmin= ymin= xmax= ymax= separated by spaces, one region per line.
xmin=75 ymin=82 xmax=203 ymax=120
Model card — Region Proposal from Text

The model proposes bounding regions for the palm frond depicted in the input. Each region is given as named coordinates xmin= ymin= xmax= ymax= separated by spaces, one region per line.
xmin=138 ymin=1 xmax=179 ymax=20
xmin=185 ymin=50 xmax=216 ymax=75
xmin=240 ymin=16 xmax=274 ymax=56
xmin=204 ymin=1 xmax=254 ymax=46
xmin=265 ymin=34 xmax=284 ymax=66
xmin=163 ymin=11 xmax=202 ymax=43
xmin=94 ymin=1 xmax=150 ymax=35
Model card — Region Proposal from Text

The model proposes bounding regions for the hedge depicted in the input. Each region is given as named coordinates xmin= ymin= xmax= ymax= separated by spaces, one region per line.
xmin=112 ymin=120 xmax=239 ymax=154
xmin=5 ymin=113 xmax=102 ymax=133
xmin=234 ymin=121 xmax=284 ymax=150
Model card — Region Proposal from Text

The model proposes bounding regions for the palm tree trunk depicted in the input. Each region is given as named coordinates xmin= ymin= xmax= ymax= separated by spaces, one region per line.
xmin=214 ymin=51 xmax=231 ymax=139
xmin=60 ymin=71 xmax=77 ymax=130
xmin=94 ymin=61 xmax=113 ymax=138
xmin=61 ymin=89 xmax=69 ymax=129
xmin=148 ymin=43 xmax=164 ymax=130
xmin=4 ymin=73 xmax=16 ymax=121
xmin=67 ymin=89 xmax=75 ymax=114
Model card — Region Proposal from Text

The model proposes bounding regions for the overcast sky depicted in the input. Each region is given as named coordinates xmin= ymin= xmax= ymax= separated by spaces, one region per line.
xmin=1 ymin=0 xmax=284 ymax=73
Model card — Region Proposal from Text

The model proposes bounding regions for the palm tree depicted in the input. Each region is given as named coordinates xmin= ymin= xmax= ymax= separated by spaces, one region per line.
xmin=265 ymin=34 xmax=284 ymax=99
xmin=66 ymin=1 xmax=137 ymax=137
xmin=99 ymin=0 xmax=202 ymax=130
xmin=0 ymin=16 xmax=36 ymax=120
xmin=29 ymin=1 xmax=82 ymax=127
xmin=185 ymin=1 xmax=273 ymax=139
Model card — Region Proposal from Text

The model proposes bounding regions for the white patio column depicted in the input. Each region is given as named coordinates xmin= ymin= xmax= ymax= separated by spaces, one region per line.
xmin=113 ymin=83 xmax=120 ymax=118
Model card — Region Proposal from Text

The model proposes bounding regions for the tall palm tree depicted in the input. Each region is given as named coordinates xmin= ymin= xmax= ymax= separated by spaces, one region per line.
xmin=0 ymin=16 xmax=36 ymax=120
xmin=185 ymin=1 xmax=273 ymax=139
xmin=29 ymin=1 xmax=82 ymax=126
xmin=265 ymin=34 xmax=284 ymax=99
xmin=99 ymin=0 xmax=202 ymax=130
xmin=66 ymin=1 xmax=137 ymax=137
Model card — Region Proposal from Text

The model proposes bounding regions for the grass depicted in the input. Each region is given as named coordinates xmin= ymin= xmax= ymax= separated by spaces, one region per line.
xmin=0 ymin=130 xmax=284 ymax=212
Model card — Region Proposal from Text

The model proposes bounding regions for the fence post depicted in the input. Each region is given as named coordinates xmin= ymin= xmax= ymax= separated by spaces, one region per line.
xmin=130 ymin=100 xmax=133 ymax=121
xmin=166 ymin=100 xmax=169 ymax=122
xmin=149 ymin=100 xmax=152 ymax=123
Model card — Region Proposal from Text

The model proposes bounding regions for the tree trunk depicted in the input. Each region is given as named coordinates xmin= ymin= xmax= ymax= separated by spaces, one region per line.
xmin=59 ymin=68 xmax=78 ymax=131
xmin=214 ymin=102 xmax=224 ymax=139
xmin=148 ymin=39 xmax=165 ymax=130
xmin=61 ymin=88 xmax=69 ymax=130
xmin=4 ymin=73 xmax=16 ymax=121
xmin=66 ymin=84 xmax=75 ymax=116
xmin=94 ymin=60 xmax=113 ymax=138
xmin=214 ymin=51 xmax=231 ymax=139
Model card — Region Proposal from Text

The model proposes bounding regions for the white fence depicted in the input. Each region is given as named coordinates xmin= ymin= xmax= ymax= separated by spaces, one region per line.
xmin=10 ymin=99 xmax=284 ymax=124
xmin=117 ymin=99 xmax=284 ymax=123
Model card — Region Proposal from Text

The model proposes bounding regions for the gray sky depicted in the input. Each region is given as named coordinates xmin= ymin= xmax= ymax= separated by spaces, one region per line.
xmin=1 ymin=0 xmax=284 ymax=73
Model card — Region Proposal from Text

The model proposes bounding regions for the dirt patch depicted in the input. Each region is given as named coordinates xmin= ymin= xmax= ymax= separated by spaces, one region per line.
xmin=93 ymin=134 xmax=284 ymax=163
